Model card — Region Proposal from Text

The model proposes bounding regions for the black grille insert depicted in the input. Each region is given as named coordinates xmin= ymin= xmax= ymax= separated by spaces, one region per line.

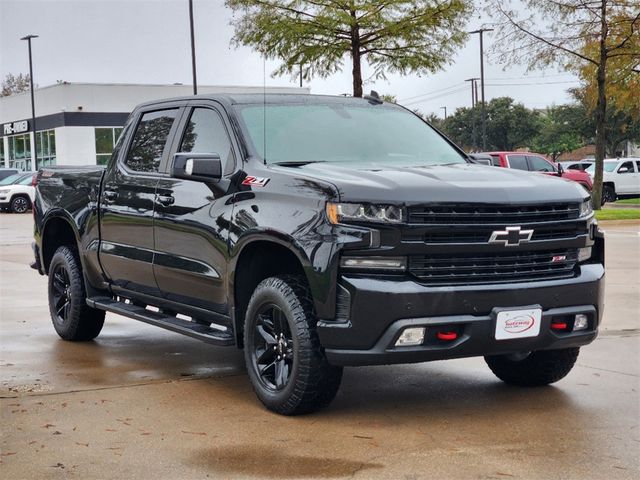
xmin=408 ymin=204 xmax=581 ymax=224
xmin=409 ymin=249 xmax=578 ymax=285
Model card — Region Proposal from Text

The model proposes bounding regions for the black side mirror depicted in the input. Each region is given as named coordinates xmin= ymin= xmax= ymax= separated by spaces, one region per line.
xmin=172 ymin=153 xmax=222 ymax=182
xmin=556 ymin=162 xmax=564 ymax=175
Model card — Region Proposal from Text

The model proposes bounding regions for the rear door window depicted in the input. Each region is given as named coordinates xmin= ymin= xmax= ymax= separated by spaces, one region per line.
xmin=507 ymin=155 xmax=528 ymax=170
xmin=125 ymin=109 xmax=179 ymax=173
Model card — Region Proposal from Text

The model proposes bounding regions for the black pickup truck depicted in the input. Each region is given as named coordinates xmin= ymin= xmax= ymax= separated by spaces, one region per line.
xmin=33 ymin=93 xmax=604 ymax=415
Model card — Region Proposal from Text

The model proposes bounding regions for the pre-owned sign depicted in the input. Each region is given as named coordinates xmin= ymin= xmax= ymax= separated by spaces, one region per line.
xmin=3 ymin=121 xmax=29 ymax=135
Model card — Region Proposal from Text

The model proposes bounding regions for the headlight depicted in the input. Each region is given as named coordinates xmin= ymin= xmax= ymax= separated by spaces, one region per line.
xmin=340 ymin=256 xmax=407 ymax=271
xmin=326 ymin=202 xmax=403 ymax=224
xmin=0 ymin=189 xmax=10 ymax=194
xmin=579 ymin=198 xmax=593 ymax=217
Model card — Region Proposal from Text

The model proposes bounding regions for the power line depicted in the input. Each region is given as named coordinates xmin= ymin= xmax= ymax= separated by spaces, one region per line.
xmin=485 ymin=80 xmax=579 ymax=86
xmin=402 ymin=86 xmax=470 ymax=106
xmin=398 ymin=82 xmax=467 ymax=102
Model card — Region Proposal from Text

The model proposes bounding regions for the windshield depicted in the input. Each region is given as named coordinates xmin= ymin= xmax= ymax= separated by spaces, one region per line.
xmin=236 ymin=102 xmax=466 ymax=166
xmin=586 ymin=162 xmax=617 ymax=174
xmin=0 ymin=174 xmax=26 ymax=186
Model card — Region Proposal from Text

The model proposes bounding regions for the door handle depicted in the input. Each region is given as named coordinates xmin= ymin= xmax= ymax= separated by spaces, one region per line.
xmin=103 ymin=190 xmax=118 ymax=202
xmin=157 ymin=195 xmax=175 ymax=207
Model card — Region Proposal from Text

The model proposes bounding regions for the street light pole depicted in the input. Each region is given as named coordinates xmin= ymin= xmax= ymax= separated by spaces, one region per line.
xmin=469 ymin=28 xmax=493 ymax=150
xmin=189 ymin=0 xmax=197 ymax=95
xmin=20 ymin=34 xmax=38 ymax=172
xmin=440 ymin=106 xmax=447 ymax=120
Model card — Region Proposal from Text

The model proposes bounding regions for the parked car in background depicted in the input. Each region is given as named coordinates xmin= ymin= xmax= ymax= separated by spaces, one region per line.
xmin=0 ymin=168 xmax=20 ymax=181
xmin=0 ymin=173 xmax=36 ymax=213
xmin=586 ymin=158 xmax=640 ymax=203
xmin=559 ymin=160 xmax=594 ymax=171
xmin=486 ymin=151 xmax=593 ymax=191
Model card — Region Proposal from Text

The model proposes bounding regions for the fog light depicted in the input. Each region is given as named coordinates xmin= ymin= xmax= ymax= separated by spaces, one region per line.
xmin=578 ymin=247 xmax=592 ymax=262
xmin=395 ymin=327 xmax=425 ymax=347
xmin=574 ymin=314 xmax=589 ymax=331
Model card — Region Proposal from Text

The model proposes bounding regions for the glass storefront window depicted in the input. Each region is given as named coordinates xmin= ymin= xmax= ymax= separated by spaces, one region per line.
xmin=36 ymin=129 xmax=57 ymax=168
xmin=95 ymin=127 xmax=123 ymax=165
xmin=5 ymin=129 xmax=56 ymax=170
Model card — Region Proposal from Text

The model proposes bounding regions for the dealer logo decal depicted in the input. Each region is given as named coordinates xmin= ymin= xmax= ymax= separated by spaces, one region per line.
xmin=503 ymin=315 xmax=536 ymax=334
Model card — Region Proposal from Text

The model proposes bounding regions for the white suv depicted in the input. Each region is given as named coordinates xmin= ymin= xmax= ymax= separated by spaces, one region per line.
xmin=586 ymin=158 xmax=640 ymax=203
xmin=0 ymin=173 xmax=36 ymax=213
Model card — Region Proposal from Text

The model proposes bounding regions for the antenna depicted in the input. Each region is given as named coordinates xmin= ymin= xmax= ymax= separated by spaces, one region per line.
xmin=263 ymin=56 xmax=267 ymax=165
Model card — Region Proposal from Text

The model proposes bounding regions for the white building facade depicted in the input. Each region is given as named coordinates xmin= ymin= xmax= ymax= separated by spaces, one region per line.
xmin=1 ymin=83 xmax=308 ymax=171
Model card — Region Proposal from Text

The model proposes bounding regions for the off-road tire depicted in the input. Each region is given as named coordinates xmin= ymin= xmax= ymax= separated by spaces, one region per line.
xmin=602 ymin=185 xmax=616 ymax=205
xmin=243 ymin=275 xmax=343 ymax=415
xmin=10 ymin=195 xmax=30 ymax=213
xmin=48 ymin=246 xmax=105 ymax=341
xmin=485 ymin=347 xmax=580 ymax=386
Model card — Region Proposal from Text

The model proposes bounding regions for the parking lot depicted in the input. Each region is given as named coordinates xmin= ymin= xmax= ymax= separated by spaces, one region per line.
xmin=1 ymin=212 xmax=638 ymax=479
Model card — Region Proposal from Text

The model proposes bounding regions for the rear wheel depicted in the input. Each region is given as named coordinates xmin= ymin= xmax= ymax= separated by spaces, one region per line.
xmin=485 ymin=348 xmax=579 ymax=386
xmin=48 ymin=246 xmax=105 ymax=341
xmin=10 ymin=195 xmax=30 ymax=213
xmin=243 ymin=275 xmax=343 ymax=415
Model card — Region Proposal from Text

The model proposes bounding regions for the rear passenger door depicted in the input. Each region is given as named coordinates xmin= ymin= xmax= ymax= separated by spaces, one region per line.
xmin=99 ymin=106 xmax=182 ymax=297
xmin=152 ymin=102 xmax=239 ymax=324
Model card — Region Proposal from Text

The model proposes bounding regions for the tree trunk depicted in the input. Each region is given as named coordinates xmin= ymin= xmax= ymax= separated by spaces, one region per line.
xmin=349 ymin=10 xmax=363 ymax=97
xmin=592 ymin=0 xmax=608 ymax=209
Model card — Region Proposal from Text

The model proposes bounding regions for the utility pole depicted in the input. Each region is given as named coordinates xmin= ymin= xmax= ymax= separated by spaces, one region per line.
xmin=465 ymin=78 xmax=480 ymax=151
xmin=440 ymin=106 xmax=447 ymax=120
xmin=469 ymin=28 xmax=493 ymax=150
xmin=20 ymin=34 xmax=38 ymax=172
xmin=189 ymin=0 xmax=198 ymax=95
xmin=299 ymin=63 xmax=303 ymax=88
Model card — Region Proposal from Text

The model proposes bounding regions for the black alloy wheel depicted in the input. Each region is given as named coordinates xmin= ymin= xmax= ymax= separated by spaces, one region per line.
xmin=47 ymin=246 xmax=105 ymax=341
xmin=252 ymin=304 xmax=294 ymax=391
xmin=243 ymin=275 xmax=343 ymax=415
xmin=11 ymin=196 xmax=29 ymax=213
xmin=51 ymin=263 xmax=72 ymax=326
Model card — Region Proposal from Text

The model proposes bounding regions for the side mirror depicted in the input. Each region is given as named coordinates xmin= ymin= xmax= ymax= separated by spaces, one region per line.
xmin=618 ymin=166 xmax=631 ymax=173
xmin=556 ymin=162 xmax=564 ymax=175
xmin=172 ymin=153 xmax=222 ymax=182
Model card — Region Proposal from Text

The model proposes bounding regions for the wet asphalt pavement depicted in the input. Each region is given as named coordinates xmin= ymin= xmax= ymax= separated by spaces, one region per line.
xmin=1 ymin=214 xmax=639 ymax=479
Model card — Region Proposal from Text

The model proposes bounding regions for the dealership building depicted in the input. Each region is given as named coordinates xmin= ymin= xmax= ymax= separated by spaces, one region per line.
xmin=0 ymin=82 xmax=308 ymax=171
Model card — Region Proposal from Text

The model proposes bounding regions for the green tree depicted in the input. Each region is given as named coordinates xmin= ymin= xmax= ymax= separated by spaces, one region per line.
xmin=1 ymin=73 xmax=31 ymax=97
xmin=442 ymin=97 xmax=542 ymax=151
xmin=532 ymin=105 xmax=585 ymax=161
xmin=226 ymin=0 xmax=473 ymax=97
xmin=488 ymin=0 xmax=640 ymax=207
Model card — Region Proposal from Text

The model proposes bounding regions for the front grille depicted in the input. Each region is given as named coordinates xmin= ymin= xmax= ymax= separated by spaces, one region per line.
xmin=408 ymin=203 xmax=580 ymax=224
xmin=411 ymin=224 xmax=588 ymax=244
xmin=409 ymin=249 xmax=578 ymax=285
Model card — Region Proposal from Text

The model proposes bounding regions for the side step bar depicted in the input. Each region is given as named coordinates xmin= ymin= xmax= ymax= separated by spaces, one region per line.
xmin=87 ymin=296 xmax=235 ymax=346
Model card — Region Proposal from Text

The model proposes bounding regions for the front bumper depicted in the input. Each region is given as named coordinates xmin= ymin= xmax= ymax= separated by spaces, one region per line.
xmin=318 ymin=263 xmax=604 ymax=366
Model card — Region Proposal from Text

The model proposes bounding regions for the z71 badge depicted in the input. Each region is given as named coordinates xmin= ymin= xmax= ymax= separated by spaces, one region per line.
xmin=241 ymin=176 xmax=270 ymax=187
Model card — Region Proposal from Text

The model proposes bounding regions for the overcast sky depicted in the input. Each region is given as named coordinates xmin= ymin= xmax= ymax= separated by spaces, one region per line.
xmin=0 ymin=0 xmax=580 ymax=117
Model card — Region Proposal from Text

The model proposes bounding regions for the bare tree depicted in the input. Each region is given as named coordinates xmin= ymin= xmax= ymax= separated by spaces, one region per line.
xmin=1 ymin=73 xmax=31 ymax=97
xmin=487 ymin=0 xmax=640 ymax=208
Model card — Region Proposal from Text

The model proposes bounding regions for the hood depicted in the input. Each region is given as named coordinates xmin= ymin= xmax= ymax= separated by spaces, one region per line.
xmin=271 ymin=162 xmax=588 ymax=205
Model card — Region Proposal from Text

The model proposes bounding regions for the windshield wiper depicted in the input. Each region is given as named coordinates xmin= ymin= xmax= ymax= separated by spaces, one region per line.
xmin=272 ymin=160 xmax=327 ymax=167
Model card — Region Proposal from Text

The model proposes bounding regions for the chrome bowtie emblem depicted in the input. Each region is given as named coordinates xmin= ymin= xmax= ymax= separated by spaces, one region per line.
xmin=489 ymin=226 xmax=534 ymax=247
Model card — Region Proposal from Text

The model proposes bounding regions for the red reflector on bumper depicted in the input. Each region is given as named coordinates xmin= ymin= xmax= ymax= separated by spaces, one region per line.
xmin=551 ymin=322 xmax=568 ymax=330
xmin=437 ymin=331 xmax=458 ymax=341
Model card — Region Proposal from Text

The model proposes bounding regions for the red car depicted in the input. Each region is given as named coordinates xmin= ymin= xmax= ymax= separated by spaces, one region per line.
xmin=486 ymin=151 xmax=593 ymax=191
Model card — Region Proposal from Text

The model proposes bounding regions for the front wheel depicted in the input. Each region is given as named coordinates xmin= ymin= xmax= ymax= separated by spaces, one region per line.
xmin=243 ymin=275 xmax=343 ymax=415
xmin=48 ymin=246 xmax=105 ymax=341
xmin=10 ymin=195 xmax=30 ymax=213
xmin=602 ymin=185 xmax=616 ymax=205
xmin=485 ymin=348 xmax=580 ymax=386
